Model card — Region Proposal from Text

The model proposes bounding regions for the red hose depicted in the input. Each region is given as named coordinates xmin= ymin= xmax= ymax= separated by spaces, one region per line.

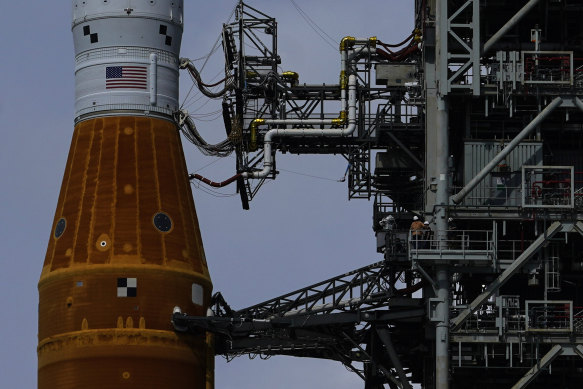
xmin=378 ymin=34 xmax=414 ymax=49
xmin=189 ymin=173 xmax=241 ymax=188
xmin=376 ymin=44 xmax=419 ymax=62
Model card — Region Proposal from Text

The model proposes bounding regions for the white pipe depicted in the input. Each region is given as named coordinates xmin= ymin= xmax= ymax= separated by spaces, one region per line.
xmin=340 ymin=39 xmax=372 ymax=112
xmin=347 ymin=47 xmax=375 ymax=63
xmin=149 ymin=53 xmax=158 ymax=106
xmin=243 ymin=74 xmax=357 ymax=179
xmin=353 ymin=38 xmax=373 ymax=45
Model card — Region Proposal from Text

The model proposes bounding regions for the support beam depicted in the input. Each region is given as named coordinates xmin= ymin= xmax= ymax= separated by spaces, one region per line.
xmin=471 ymin=0 xmax=480 ymax=95
xmin=435 ymin=267 xmax=450 ymax=388
xmin=386 ymin=131 xmax=424 ymax=169
xmin=574 ymin=345 xmax=583 ymax=360
xmin=376 ymin=327 xmax=413 ymax=389
xmin=378 ymin=365 xmax=405 ymax=389
xmin=573 ymin=221 xmax=583 ymax=237
xmin=511 ymin=344 xmax=563 ymax=389
xmin=411 ymin=261 xmax=438 ymax=292
xmin=575 ymin=97 xmax=583 ymax=114
xmin=451 ymin=221 xmax=562 ymax=331
xmin=451 ymin=97 xmax=562 ymax=204
xmin=483 ymin=0 xmax=541 ymax=54
xmin=435 ymin=1 xmax=451 ymax=387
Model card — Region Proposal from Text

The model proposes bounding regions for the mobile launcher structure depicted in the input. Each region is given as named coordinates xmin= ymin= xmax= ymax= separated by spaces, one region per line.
xmin=173 ymin=1 xmax=583 ymax=388
xmin=38 ymin=1 xmax=583 ymax=389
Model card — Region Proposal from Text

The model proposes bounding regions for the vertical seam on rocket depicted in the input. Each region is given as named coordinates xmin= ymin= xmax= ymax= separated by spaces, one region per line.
xmin=134 ymin=118 xmax=142 ymax=261
xmin=109 ymin=117 xmax=121 ymax=263
xmin=71 ymin=122 xmax=96 ymax=267
xmin=87 ymin=119 xmax=105 ymax=264
xmin=149 ymin=119 xmax=167 ymax=264
xmin=168 ymin=123 xmax=191 ymax=261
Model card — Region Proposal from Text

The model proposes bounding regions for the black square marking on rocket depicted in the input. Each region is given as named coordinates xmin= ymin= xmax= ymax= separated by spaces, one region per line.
xmin=83 ymin=25 xmax=90 ymax=36
xmin=90 ymin=33 xmax=99 ymax=44
xmin=117 ymin=277 xmax=137 ymax=298
xmin=159 ymin=24 xmax=172 ymax=46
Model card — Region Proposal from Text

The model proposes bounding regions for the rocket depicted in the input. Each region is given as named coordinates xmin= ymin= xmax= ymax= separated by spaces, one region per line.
xmin=38 ymin=1 xmax=213 ymax=387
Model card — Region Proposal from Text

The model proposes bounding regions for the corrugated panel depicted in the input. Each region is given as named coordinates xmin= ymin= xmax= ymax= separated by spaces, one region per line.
xmin=463 ymin=141 xmax=543 ymax=206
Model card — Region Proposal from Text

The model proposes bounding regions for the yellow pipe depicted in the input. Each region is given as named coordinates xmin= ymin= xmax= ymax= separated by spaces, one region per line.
xmin=281 ymin=71 xmax=299 ymax=86
xmin=413 ymin=28 xmax=422 ymax=43
xmin=332 ymin=111 xmax=347 ymax=126
xmin=250 ymin=118 xmax=265 ymax=151
xmin=340 ymin=70 xmax=348 ymax=90
xmin=339 ymin=36 xmax=355 ymax=52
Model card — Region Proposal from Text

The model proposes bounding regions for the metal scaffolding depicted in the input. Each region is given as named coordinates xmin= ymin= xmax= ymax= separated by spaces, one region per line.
xmin=177 ymin=1 xmax=583 ymax=387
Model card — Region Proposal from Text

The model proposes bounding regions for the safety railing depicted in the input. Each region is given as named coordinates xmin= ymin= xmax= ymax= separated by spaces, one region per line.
xmin=451 ymin=300 xmax=583 ymax=336
xmin=522 ymin=166 xmax=575 ymax=208
xmin=525 ymin=300 xmax=573 ymax=333
xmin=496 ymin=239 xmax=535 ymax=262
xmin=521 ymin=51 xmax=574 ymax=85
xmin=451 ymin=185 xmax=523 ymax=207
xmin=373 ymin=102 xmax=422 ymax=129
xmin=409 ymin=229 xmax=496 ymax=265
xmin=450 ymin=304 xmax=498 ymax=333
xmin=575 ymin=186 xmax=583 ymax=209
xmin=573 ymin=307 xmax=583 ymax=332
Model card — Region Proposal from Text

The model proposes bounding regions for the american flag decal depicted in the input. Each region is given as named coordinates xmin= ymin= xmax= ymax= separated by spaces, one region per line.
xmin=106 ymin=66 xmax=147 ymax=89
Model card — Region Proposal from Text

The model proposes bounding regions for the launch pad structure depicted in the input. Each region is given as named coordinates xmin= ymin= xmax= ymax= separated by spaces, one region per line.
xmin=173 ymin=1 xmax=583 ymax=388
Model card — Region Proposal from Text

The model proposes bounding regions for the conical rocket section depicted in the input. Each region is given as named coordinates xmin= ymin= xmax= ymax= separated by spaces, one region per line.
xmin=38 ymin=1 xmax=213 ymax=387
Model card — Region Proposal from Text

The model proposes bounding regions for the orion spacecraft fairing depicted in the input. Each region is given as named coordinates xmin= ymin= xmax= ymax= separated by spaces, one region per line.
xmin=38 ymin=1 xmax=213 ymax=387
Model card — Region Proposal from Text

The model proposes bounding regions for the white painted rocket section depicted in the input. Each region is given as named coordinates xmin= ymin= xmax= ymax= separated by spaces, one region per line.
xmin=71 ymin=0 xmax=184 ymax=122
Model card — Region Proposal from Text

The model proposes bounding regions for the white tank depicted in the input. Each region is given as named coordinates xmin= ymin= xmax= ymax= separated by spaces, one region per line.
xmin=72 ymin=0 xmax=184 ymax=122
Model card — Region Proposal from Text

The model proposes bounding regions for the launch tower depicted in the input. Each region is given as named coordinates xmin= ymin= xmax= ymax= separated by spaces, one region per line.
xmin=173 ymin=1 xmax=583 ymax=388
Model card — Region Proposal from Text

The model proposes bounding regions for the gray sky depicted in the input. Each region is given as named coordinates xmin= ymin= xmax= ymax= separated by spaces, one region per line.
xmin=0 ymin=1 xmax=413 ymax=387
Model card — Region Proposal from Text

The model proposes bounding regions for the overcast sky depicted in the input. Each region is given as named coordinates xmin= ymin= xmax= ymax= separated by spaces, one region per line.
xmin=0 ymin=1 xmax=413 ymax=387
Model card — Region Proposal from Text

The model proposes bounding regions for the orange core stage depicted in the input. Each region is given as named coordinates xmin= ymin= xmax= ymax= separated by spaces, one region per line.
xmin=38 ymin=116 xmax=212 ymax=388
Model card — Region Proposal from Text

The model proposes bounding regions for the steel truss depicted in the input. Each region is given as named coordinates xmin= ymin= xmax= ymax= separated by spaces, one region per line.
xmin=173 ymin=260 xmax=425 ymax=388
xmin=220 ymin=1 xmax=424 ymax=204
xmin=178 ymin=1 xmax=583 ymax=388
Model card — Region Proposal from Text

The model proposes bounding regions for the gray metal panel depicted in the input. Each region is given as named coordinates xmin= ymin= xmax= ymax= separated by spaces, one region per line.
xmin=71 ymin=0 xmax=183 ymax=121
xmin=72 ymin=0 xmax=184 ymax=27
xmin=463 ymin=141 xmax=543 ymax=206
xmin=72 ymin=18 xmax=183 ymax=57
xmin=375 ymin=64 xmax=416 ymax=87
xmin=74 ymin=51 xmax=179 ymax=119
